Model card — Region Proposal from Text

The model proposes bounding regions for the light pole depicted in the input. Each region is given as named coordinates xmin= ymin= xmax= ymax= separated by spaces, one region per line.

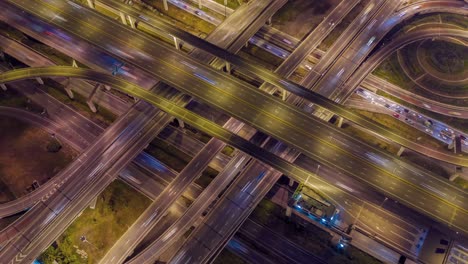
xmin=380 ymin=197 xmax=388 ymax=207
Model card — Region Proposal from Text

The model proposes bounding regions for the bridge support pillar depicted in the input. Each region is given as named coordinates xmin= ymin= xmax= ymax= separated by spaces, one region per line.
xmin=245 ymin=41 xmax=249 ymax=48
xmin=225 ymin=61 xmax=231 ymax=74
xmin=0 ymin=83 xmax=7 ymax=91
xmin=86 ymin=83 xmax=101 ymax=113
xmin=449 ymin=173 xmax=459 ymax=182
xmin=267 ymin=16 xmax=272 ymax=26
xmin=397 ymin=146 xmax=405 ymax=157
xmin=119 ymin=12 xmax=128 ymax=25
xmin=337 ymin=116 xmax=344 ymax=128
xmin=127 ymin=15 xmax=136 ymax=29
xmin=86 ymin=0 xmax=94 ymax=8
xmin=89 ymin=196 xmax=97 ymax=209
xmin=36 ymin=77 xmax=44 ymax=85
xmin=282 ymin=88 xmax=287 ymax=101
xmin=104 ymin=85 xmax=111 ymax=91
xmin=64 ymin=87 xmax=74 ymax=99
xmin=198 ymin=0 xmax=202 ymax=9
xmin=285 ymin=206 xmax=292 ymax=217
xmin=72 ymin=59 xmax=78 ymax=68
xmin=176 ymin=118 xmax=185 ymax=128
xmin=288 ymin=177 xmax=295 ymax=187
xmin=173 ymin=36 xmax=181 ymax=50
xmin=163 ymin=0 xmax=168 ymax=11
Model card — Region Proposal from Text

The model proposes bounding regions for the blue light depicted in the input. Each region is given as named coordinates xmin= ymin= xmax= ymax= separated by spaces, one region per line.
xmin=321 ymin=218 xmax=326 ymax=223
xmin=296 ymin=205 xmax=302 ymax=209
xmin=339 ymin=243 xmax=345 ymax=248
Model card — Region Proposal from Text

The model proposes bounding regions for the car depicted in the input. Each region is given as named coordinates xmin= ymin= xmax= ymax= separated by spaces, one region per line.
xmin=404 ymin=108 xmax=409 ymax=113
xmin=265 ymin=44 xmax=271 ymax=50
xmin=384 ymin=104 xmax=390 ymax=108
xmin=439 ymin=133 xmax=448 ymax=140
xmin=393 ymin=113 xmax=400 ymax=118
xmin=425 ymin=128 xmax=433 ymax=135
xmin=460 ymin=135 xmax=466 ymax=140
xmin=195 ymin=10 xmax=201 ymax=15
xmin=404 ymin=117 xmax=413 ymax=124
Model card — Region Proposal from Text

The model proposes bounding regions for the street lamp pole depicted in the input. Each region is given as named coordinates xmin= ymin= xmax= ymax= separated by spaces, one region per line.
xmin=224 ymin=0 xmax=227 ymax=18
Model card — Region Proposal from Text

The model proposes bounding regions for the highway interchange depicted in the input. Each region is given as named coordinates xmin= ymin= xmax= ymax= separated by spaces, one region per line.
xmin=0 ymin=0 xmax=467 ymax=263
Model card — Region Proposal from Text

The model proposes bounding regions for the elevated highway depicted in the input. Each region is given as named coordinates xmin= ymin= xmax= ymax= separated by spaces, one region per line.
xmin=4 ymin=0 xmax=467 ymax=168
xmin=1 ymin=66 xmax=467 ymax=235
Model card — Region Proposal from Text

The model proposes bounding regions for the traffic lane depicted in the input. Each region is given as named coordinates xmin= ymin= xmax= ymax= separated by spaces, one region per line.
xmin=3 ymin=1 xmax=468 ymax=221
xmin=227 ymin=237 xmax=278 ymax=264
xmin=0 ymin=2 xmax=158 ymax=90
xmin=11 ymin=107 xmax=172 ymax=262
xmin=99 ymin=137 xmax=227 ymax=264
xmin=127 ymin=152 xmax=251 ymax=264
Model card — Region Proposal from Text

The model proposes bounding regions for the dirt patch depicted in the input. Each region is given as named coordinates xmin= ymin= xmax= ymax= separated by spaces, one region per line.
xmin=272 ymin=0 xmax=341 ymax=39
xmin=0 ymin=116 xmax=76 ymax=202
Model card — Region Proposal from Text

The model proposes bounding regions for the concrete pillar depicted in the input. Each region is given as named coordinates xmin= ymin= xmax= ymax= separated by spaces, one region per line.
xmin=198 ymin=0 xmax=202 ymax=9
xmin=119 ymin=12 xmax=128 ymax=25
xmin=0 ymin=83 xmax=7 ymax=91
xmin=173 ymin=36 xmax=182 ymax=50
xmin=245 ymin=41 xmax=249 ymax=48
xmin=72 ymin=59 xmax=78 ymax=68
xmin=36 ymin=77 xmax=44 ymax=85
xmin=64 ymin=87 xmax=74 ymax=99
xmin=285 ymin=206 xmax=292 ymax=217
xmin=104 ymin=85 xmax=111 ymax=91
xmin=178 ymin=118 xmax=185 ymax=128
xmin=397 ymin=146 xmax=405 ymax=157
xmin=89 ymin=196 xmax=97 ymax=209
xmin=449 ymin=173 xmax=459 ymax=182
xmin=163 ymin=0 xmax=168 ymax=11
xmin=267 ymin=16 xmax=272 ymax=25
xmin=86 ymin=83 xmax=100 ymax=113
xmin=225 ymin=61 xmax=231 ymax=74
xmin=288 ymin=177 xmax=295 ymax=187
xmin=337 ymin=117 xmax=344 ymax=128
xmin=282 ymin=88 xmax=287 ymax=101
xmin=127 ymin=15 xmax=136 ymax=29
xmin=86 ymin=0 xmax=94 ymax=8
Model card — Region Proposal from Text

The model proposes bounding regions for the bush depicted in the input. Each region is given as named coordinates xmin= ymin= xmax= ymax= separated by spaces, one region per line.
xmin=46 ymin=138 xmax=62 ymax=153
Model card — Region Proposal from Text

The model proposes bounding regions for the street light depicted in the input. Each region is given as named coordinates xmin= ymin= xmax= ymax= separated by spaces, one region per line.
xmin=380 ymin=197 xmax=388 ymax=207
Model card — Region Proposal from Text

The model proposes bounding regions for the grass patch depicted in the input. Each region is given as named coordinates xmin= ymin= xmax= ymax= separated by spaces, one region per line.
xmin=420 ymin=40 xmax=467 ymax=75
xmin=0 ymin=116 xmax=76 ymax=201
xmin=249 ymin=199 xmax=381 ymax=264
xmin=453 ymin=177 xmax=468 ymax=190
xmin=318 ymin=0 xmax=370 ymax=51
xmin=195 ymin=167 xmax=219 ymax=188
xmin=221 ymin=145 xmax=235 ymax=157
xmin=146 ymin=137 xmax=192 ymax=172
xmin=352 ymin=109 xmax=446 ymax=150
xmin=272 ymin=0 xmax=340 ymax=40
xmin=0 ymin=87 xmax=43 ymax=113
xmin=241 ymin=44 xmax=283 ymax=68
xmin=42 ymin=80 xmax=116 ymax=126
xmin=373 ymin=53 xmax=413 ymax=89
xmin=440 ymin=13 xmax=468 ymax=29
xmin=39 ymin=180 xmax=151 ymax=263
xmin=399 ymin=42 xmax=424 ymax=77
xmin=214 ymin=248 xmax=249 ymax=264
xmin=213 ymin=0 xmax=245 ymax=10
